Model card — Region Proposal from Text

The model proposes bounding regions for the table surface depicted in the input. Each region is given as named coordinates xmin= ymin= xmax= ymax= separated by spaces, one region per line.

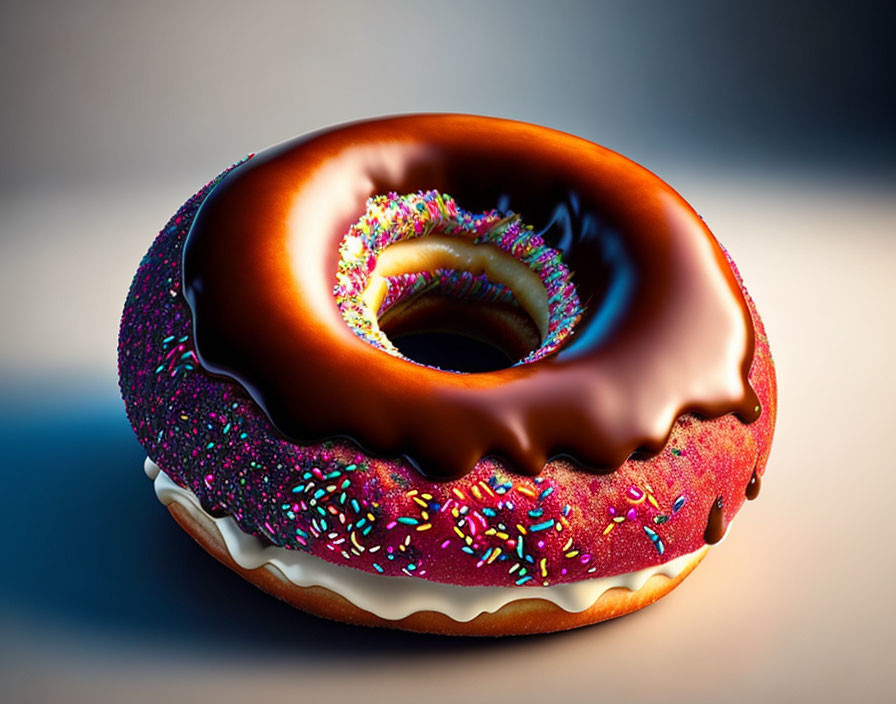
xmin=1 ymin=170 xmax=894 ymax=703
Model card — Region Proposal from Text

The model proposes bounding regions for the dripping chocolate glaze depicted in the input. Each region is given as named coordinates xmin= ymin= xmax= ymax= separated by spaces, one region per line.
xmin=746 ymin=466 xmax=762 ymax=500
xmin=183 ymin=115 xmax=760 ymax=481
xmin=704 ymin=497 xmax=727 ymax=545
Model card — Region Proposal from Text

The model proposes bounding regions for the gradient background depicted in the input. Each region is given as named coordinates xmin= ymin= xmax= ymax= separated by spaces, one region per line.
xmin=1 ymin=1 xmax=894 ymax=702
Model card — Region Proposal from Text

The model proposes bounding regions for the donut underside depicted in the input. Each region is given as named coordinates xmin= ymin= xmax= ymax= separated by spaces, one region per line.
xmin=166 ymin=501 xmax=706 ymax=637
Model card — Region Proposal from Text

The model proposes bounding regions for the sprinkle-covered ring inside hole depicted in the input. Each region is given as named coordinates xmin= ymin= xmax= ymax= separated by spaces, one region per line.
xmin=333 ymin=190 xmax=582 ymax=367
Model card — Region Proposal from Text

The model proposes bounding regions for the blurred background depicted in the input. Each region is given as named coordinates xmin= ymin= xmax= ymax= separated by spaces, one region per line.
xmin=1 ymin=1 xmax=893 ymax=702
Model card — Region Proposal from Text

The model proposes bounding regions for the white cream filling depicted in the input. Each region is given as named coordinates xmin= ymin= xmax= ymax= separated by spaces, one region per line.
xmin=147 ymin=458 xmax=710 ymax=622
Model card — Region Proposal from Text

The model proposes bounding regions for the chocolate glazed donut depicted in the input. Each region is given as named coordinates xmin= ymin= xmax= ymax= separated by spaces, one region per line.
xmin=121 ymin=114 xmax=777 ymax=634
xmin=183 ymin=114 xmax=760 ymax=480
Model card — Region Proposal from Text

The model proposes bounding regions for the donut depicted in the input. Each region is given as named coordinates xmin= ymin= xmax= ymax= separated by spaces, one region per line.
xmin=118 ymin=114 xmax=776 ymax=636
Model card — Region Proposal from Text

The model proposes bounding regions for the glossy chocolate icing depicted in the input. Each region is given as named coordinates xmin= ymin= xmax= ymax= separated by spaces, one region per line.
xmin=183 ymin=114 xmax=760 ymax=480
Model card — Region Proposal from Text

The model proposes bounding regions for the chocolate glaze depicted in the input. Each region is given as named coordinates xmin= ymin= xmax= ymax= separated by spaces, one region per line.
xmin=183 ymin=115 xmax=760 ymax=480
xmin=746 ymin=466 xmax=762 ymax=500
xmin=704 ymin=497 xmax=727 ymax=545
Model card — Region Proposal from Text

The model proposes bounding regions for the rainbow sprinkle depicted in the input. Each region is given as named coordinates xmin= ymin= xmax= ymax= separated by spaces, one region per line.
xmin=603 ymin=482 xmax=686 ymax=556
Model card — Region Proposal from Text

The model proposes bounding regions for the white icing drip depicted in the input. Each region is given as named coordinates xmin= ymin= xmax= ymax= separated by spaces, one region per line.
xmin=147 ymin=458 xmax=709 ymax=622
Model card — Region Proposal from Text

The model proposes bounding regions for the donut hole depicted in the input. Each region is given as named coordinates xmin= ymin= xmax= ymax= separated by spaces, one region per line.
xmin=334 ymin=191 xmax=583 ymax=372
xmin=378 ymin=282 xmax=542 ymax=373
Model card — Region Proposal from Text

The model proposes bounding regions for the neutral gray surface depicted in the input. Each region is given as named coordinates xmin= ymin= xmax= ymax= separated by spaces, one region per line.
xmin=2 ymin=2 xmax=894 ymax=702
